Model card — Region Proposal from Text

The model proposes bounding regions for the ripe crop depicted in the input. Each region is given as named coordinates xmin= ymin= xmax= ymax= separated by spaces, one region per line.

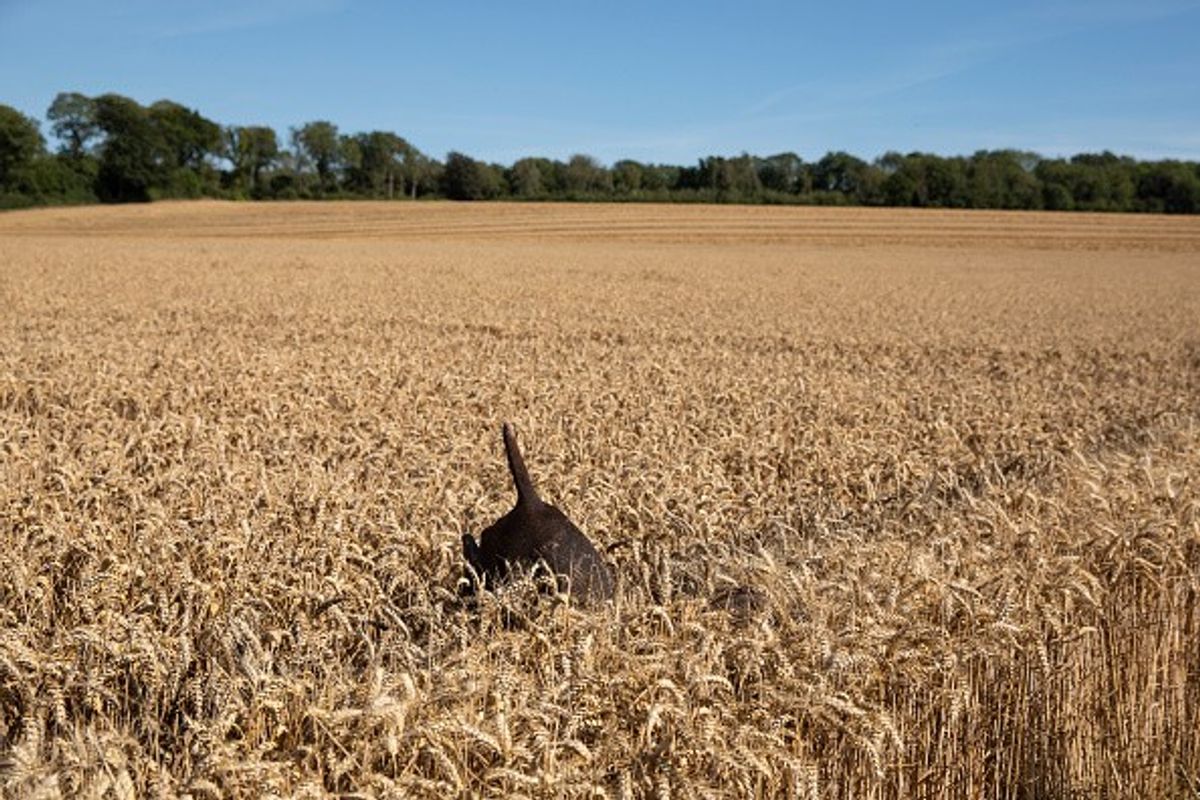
xmin=1 ymin=202 xmax=1197 ymax=798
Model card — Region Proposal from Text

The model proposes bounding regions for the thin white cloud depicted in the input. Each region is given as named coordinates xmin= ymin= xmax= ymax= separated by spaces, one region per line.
xmin=743 ymin=30 xmax=1039 ymax=119
xmin=742 ymin=0 xmax=1199 ymax=123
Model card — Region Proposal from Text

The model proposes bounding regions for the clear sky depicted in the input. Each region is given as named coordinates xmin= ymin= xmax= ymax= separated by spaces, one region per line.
xmin=2 ymin=0 xmax=1198 ymax=165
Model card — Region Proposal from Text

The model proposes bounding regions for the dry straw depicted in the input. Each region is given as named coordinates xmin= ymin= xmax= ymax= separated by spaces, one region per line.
xmin=0 ymin=202 xmax=1197 ymax=797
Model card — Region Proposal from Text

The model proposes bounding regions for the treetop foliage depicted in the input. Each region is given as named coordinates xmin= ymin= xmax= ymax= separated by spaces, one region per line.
xmin=2 ymin=92 xmax=1198 ymax=213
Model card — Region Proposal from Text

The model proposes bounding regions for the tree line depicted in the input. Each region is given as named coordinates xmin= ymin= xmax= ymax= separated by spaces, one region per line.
xmin=2 ymin=92 xmax=1199 ymax=213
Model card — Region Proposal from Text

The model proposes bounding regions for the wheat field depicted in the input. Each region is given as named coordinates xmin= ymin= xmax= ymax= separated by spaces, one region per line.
xmin=1 ymin=201 xmax=1198 ymax=798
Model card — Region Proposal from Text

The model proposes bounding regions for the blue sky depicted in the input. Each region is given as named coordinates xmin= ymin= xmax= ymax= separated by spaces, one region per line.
xmin=2 ymin=0 xmax=1198 ymax=165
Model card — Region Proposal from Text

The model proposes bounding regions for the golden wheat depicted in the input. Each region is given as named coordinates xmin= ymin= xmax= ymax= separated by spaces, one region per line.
xmin=0 ymin=201 xmax=1197 ymax=798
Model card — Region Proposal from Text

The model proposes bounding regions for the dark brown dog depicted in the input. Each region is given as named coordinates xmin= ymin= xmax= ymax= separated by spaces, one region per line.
xmin=462 ymin=423 xmax=614 ymax=603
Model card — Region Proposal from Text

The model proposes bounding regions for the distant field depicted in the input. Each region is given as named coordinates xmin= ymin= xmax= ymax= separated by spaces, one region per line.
xmin=6 ymin=198 xmax=1200 ymax=249
xmin=1 ymin=202 xmax=1197 ymax=798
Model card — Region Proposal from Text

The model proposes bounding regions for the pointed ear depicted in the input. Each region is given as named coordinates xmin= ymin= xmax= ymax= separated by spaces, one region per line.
xmin=502 ymin=422 xmax=539 ymax=505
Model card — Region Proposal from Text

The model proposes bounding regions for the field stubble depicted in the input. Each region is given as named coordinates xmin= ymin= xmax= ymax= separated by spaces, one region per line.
xmin=0 ymin=202 xmax=1198 ymax=798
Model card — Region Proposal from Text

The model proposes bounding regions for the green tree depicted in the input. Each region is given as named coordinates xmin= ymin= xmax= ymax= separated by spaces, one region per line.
xmin=924 ymin=155 xmax=968 ymax=207
xmin=441 ymin=151 xmax=500 ymax=200
xmin=1136 ymin=161 xmax=1200 ymax=213
xmin=145 ymin=100 xmax=222 ymax=197
xmin=46 ymin=92 xmax=99 ymax=159
xmin=966 ymin=150 xmax=1041 ymax=209
xmin=756 ymin=152 xmax=806 ymax=194
xmin=695 ymin=157 xmax=724 ymax=194
xmin=0 ymin=104 xmax=45 ymax=190
xmin=718 ymin=154 xmax=762 ymax=201
xmin=640 ymin=164 xmax=678 ymax=193
xmin=292 ymin=120 xmax=341 ymax=193
xmin=148 ymin=100 xmax=221 ymax=170
xmin=10 ymin=95 xmax=1200 ymax=213
xmin=343 ymin=131 xmax=409 ymax=198
xmin=92 ymin=94 xmax=167 ymax=202
xmin=8 ymin=155 xmax=96 ymax=205
xmin=1035 ymin=159 xmax=1075 ymax=210
xmin=854 ymin=162 xmax=886 ymax=205
xmin=224 ymin=125 xmax=279 ymax=194
xmin=876 ymin=151 xmax=905 ymax=175
xmin=339 ymin=135 xmax=363 ymax=189
xmin=563 ymin=154 xmax=611 ymax=196
xmin=509 ymin=157 xmax=547 ymax=198
xmin=612 ymin=160 xmax=644 ymax=194
xmin=812 ymin=151 xmax=869 ymax=196
xmin=1073 ymin=152 xmax=1135 ymax=210
xmin=401 ymin=148 xmax=435 ymax=198
xmin=880 ymin=153 xmax=966 ymax=207
xmin=882 ymin=169 xmax=919 ymax=206
xmin=1035 ymin=155 xmax=1135 ymax=212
